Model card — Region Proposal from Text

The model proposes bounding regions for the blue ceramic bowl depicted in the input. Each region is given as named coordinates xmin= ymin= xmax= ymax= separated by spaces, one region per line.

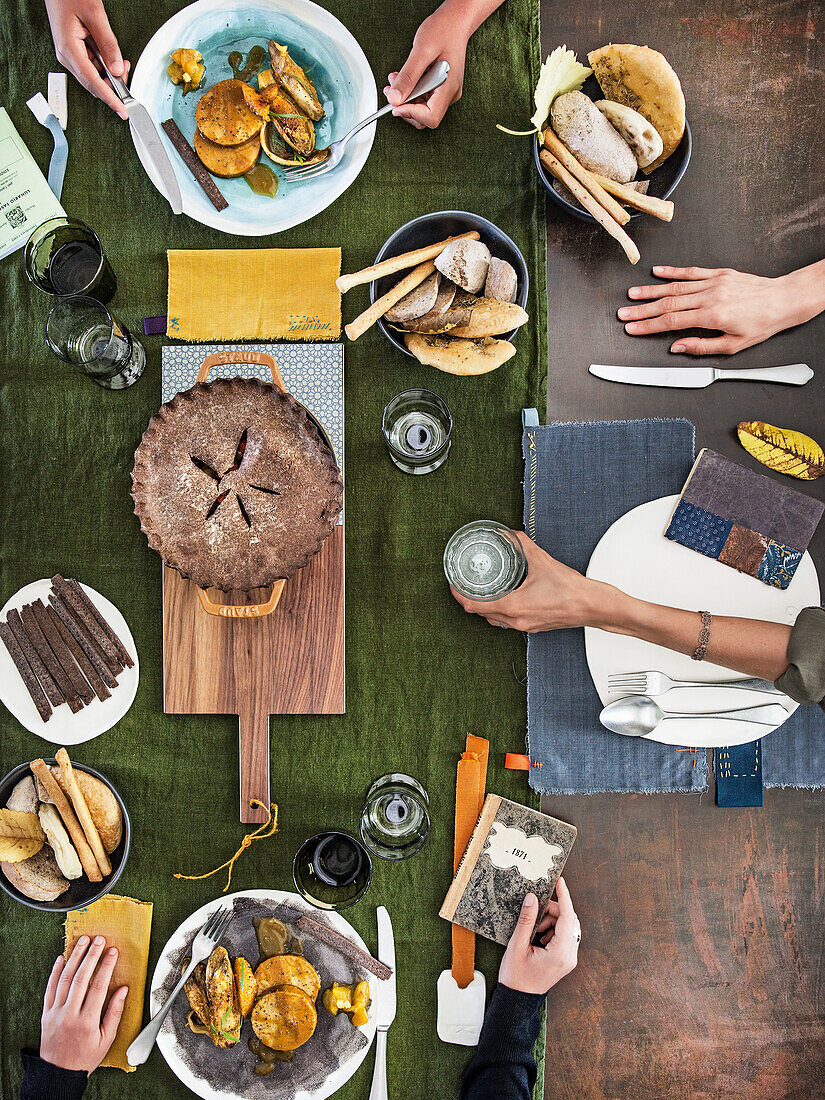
xmin=535 ymin=77 xmax=692 ymax=222
xmin=371 ymin=211 xmax=530 ymax=358
xmin=0 ymin=759 xmax=130 ymax=912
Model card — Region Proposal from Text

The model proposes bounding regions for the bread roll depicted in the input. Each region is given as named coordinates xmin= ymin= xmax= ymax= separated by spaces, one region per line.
xmin=403 ymin=333 xmax=516 ymax=375
xmin=434 ymin=239 xmax=491 ymax=293
xmin=384 ymin=272 xmax=441 ymax=323
xmin=39 ymin=805 xmax=83 ymax=880
xmin=595 ymin=101 xmax=663 ymax=168
xmin=51 ymin=765 xmax=123 ymax=854
xmin=7 ymin=776 xmax=38 ymax=813
xmin=587 ymin=44 xmax=685 ymax=172
xmin=550 ymin=91 xmax=637 ymax=183
xmin=448 ymin=298 xmax=528 ymax=339
xmin=484 ymin=259 xmax=517 ymax=303
xmin=2 ymin=847 xmax=69 ymax=901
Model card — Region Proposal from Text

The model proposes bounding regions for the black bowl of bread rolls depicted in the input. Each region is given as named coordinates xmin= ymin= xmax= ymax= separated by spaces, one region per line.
xmin=535 ymin=44 xmax=691 ymax=222
xmin=0 ymin=749 xmax=129 ymax=912
xmin=370 ymin=210 xmax=529 ymax=375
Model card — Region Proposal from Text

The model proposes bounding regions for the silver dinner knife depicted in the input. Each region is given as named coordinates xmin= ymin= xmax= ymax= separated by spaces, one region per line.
xmin=369 ymin=906 xmax=396 ymax=1100
xmin=589 ymin=362 xmax=813 ymax=388
xmin=86 ymin=35 xmax=183 ymax=215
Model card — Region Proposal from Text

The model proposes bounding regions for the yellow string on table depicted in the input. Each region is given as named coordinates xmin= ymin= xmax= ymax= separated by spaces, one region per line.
xmin=174 ymin=800 xmax=278 ymax=893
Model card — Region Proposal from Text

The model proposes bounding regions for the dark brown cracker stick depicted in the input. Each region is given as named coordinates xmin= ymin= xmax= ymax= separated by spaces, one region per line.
xmin=51 ymin=578 xmax=122 ymax=674
xmin=6 ymin=608 xmax=63 ymax=707
xmin=296 ymin=915 xmax=393 ymax=980
xmin=19 ymin=604 xmax=83 ymax=714
xmin=47 ymin=605 xmax=111 ymax=702
xmin=62 ymin=577 xmax=133 ymax=669
xmin=31 ymin=600 xmax=94 ymax=706
xmin=161 ymin=119 xmax=229 ymax=212
xmin=0 ymin=621 xmax=52 ymax=721
xmin=48 ymin=595 xmax=119 ymax=690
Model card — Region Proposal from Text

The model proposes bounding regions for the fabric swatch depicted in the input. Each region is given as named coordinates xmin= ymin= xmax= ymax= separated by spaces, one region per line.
xmin=166 ymin=248 xmax=342 ymax=342
xmin=665 ymin=448 xmax=823 ymax=589
xmin=523 ymin=418 xmax=707 ymax=795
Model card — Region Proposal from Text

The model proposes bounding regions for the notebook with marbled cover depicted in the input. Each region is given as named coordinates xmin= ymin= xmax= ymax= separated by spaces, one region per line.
xmin=665 ymin=449 xmax=824 ymax=589
xmin=439 ymin=795 xmax=577 ymax=946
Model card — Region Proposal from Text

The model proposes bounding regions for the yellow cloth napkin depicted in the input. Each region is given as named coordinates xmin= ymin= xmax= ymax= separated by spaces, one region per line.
xmin=64 ymin=894 xmax=153 ymax=1072
xmin=167 ymin=248 xmax=342 ymax=341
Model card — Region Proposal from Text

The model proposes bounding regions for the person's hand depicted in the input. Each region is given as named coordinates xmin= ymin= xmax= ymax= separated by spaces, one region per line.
xmin=44 ymin=0 xmax=131 ymax=120
xmin=383 ymin=7 xmax=468 ymax=129
xmin=39 ymin=936 xmax=129 ymax=1074
xmin=450 ymin=532 xmax=619 ymax=633
xmin=618 ymin=265 xmax=814 ymax=356
xmin=499 ymin=878 xmax=580 ymax=995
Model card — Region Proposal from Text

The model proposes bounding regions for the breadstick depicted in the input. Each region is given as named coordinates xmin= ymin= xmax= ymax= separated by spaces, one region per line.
xmin=589 ymin=173 xmax=675 ymax=222
xmin=56 ymin=748 xmax=111 ymax=877
xmin=539 ymin=149 xmax=640 ymax=265
xmin=337 ymin=232 xmax=480 ymax=294
xmin=30 ymin=759 xmax=102 ymax=882
xmin=542 ymin=128 xmax=630 ymax=227
xmin=345 ymin=259 xmax=437 ymax=341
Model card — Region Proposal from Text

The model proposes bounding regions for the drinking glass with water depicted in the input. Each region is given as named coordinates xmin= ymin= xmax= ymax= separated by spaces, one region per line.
xmin=382 ymin=389 xmax=452 ymax=474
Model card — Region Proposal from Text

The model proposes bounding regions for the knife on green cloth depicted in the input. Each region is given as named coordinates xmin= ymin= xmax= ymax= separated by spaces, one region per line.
xmin=86 ymin=34 xmax=183 ymax=215
xmin=589 ymin=362 xmax=813 ymax=388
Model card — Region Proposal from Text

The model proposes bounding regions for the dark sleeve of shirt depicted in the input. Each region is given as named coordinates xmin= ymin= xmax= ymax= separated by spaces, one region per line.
xmin=20 ymin=1051 xmax=88 ymax=1100
xmin=459 ymin=984 xmax=545 ymax=1100
xmin=775 ymin=606 xmax=825 ymax=709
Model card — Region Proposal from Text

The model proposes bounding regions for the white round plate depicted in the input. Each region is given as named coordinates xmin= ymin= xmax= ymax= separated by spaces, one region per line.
xmin=151 ymin=889 xmax=377 ymax=1100
xmin=129 ymin=0 xmax=377 ymax=234
xmin=0 ymin=579 xmax=139 ymax=744
xmin=585 ymin=496 xmax=820 ymax=747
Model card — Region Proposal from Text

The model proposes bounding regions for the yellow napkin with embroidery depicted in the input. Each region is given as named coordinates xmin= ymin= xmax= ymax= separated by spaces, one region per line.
xmin=167 ymin=248 xmax=341 ymax=341
xmin=64 ymin=894 xmax=153 ymax=1072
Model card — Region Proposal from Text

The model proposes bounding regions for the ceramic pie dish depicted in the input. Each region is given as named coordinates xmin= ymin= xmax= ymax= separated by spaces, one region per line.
xmin=131 ymin=376 xmax=343 ymax=592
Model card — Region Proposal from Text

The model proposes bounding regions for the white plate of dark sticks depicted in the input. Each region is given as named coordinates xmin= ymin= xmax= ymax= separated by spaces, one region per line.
xmin=0 ymin=578 xmax=138 ymax=743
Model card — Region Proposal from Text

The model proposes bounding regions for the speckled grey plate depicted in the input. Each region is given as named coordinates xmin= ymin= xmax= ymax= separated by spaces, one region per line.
xmin=150 ymin=890 xmax=377 ymax=1099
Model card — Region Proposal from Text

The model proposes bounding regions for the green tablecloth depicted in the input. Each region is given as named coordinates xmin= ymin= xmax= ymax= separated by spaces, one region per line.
xmin=0 ymin=1 xmax=547 ymax=1096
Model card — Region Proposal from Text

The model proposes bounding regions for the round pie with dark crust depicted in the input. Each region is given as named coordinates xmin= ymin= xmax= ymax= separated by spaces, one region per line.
xmin=131 ymin=378 xmax=343 ymax=591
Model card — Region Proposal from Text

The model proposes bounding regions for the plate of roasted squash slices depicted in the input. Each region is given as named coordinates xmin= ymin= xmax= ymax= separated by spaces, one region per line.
xmin=151 ymin=891 xmax=378 ymax=1099
xmin=129 ymin=0 xmax=377 ymax=234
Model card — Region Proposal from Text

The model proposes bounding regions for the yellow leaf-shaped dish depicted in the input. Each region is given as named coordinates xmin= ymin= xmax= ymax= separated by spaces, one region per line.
xmin=0 ymin=808 xmax=45 ymax=862
xmin=737 ymin=421 xmax=825 ymax=481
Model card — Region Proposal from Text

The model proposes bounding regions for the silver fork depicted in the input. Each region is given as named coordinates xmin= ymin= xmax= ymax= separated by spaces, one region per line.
xmin=126 ymin=905 xmax=234 ymax=1066
xmin=284 ymin=59 xmax=450 ymax=181
xmin=607 ymin=670 xmax=785 ymax=698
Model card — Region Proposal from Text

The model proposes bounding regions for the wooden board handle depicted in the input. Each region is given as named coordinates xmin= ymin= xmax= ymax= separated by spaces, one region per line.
xmin=197 ymin=350 xmax=285 ymax=390
xmin=197 ymin=582 xmax=285 ymax=619
xmin=239 ymin=699 xmax=271 ymax=823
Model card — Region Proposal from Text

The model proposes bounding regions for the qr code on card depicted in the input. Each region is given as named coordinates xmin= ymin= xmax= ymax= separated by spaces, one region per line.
xmin=5 ymin=206 xmax=25 ymax=229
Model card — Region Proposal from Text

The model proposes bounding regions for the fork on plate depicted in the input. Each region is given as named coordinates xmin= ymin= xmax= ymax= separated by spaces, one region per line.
xmin=126 ymin=904 xmax=234 ymax=1066
xmin=607 ymin=670 xmax=785 ymax=698
xmin=283 ymin=59 xmax=450 ymax=182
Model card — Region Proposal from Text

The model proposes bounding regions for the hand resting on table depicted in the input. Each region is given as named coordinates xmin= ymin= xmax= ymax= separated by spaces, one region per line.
xmin=39 ymin=935 xmax=128 ymax=1074
xmin=618 ymin=260 xmax=825 ymax=356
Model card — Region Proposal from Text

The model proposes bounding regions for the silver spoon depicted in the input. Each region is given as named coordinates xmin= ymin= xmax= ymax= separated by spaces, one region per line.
xmin=600 ymin=696 xmax=790 ymax=738
xmin=284 ymin=59 xmax=450 ymax=181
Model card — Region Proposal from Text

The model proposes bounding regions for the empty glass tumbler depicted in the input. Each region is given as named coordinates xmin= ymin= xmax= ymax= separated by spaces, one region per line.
xmin=45 ymin=295 xmax=145 ymax=389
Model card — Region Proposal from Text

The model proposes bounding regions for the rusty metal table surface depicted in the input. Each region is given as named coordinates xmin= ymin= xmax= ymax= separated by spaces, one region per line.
xmin=537 ymin=2 xmax=825 ymax=1097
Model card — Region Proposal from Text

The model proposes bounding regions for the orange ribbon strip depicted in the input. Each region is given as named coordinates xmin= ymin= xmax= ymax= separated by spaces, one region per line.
xmin=452 ymin=734 xmax=489 ymax=988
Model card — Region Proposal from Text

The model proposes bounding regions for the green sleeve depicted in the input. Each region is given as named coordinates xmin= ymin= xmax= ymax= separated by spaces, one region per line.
xmin=775 ymin=607 xmax=825 ymax=707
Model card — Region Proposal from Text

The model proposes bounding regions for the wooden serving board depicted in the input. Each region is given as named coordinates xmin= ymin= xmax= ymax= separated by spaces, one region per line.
xmin=161 ymin=348 xmax=344 ymax=823
xmin=163 ymin=527 xmax=344 ymax=822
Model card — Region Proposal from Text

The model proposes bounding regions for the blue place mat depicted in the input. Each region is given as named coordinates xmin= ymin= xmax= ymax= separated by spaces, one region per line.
xmin=522 ymin=418 xmax=707 ymax=795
